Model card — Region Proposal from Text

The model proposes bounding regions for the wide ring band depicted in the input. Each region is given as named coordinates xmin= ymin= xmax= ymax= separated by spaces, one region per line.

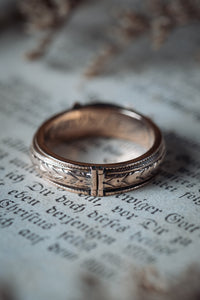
xmin=30 ymin=103 xmax=165 ymax=196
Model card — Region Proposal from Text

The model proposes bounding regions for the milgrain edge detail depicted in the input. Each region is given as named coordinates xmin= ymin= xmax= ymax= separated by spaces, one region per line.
xmin=30 ymin=140 xmax=165 ymax=196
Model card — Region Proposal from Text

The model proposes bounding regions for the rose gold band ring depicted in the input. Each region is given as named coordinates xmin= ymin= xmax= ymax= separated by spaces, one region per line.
xmin=30 ymin=103 xmax=165 ymax=196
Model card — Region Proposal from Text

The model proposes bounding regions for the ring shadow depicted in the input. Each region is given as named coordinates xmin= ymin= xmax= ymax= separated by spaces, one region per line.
xmin=148 ymin=130 xmax=194 ymax=190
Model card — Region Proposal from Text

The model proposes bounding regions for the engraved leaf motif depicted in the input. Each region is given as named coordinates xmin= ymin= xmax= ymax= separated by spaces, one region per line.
xmin=32 ymin=153 xmax=91 ymax=187
xmin=104 ymin=172 xmax=131 ymax=188
xmin=104 ymin=158 xmax=162 ymax=189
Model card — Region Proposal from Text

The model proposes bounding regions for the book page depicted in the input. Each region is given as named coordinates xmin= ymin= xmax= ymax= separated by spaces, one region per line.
xmin=0 ymin=1 xmax=200 ymax=299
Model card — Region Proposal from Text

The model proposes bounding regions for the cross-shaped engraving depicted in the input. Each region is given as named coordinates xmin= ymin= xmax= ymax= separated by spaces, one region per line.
xmin=91 ymin=167 xmax=104 ymax=197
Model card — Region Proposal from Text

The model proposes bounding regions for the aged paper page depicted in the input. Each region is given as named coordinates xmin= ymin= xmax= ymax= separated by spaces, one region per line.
xmin=0 ymin=1 xmax=200 ymax=299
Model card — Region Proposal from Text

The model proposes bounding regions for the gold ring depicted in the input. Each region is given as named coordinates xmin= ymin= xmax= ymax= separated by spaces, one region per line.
xmin=30 ymin=103 xmax=165 ymax=196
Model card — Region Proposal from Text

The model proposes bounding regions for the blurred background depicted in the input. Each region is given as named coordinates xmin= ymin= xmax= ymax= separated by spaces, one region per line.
xmin=0 ymin=0 xmax=200 ymax=77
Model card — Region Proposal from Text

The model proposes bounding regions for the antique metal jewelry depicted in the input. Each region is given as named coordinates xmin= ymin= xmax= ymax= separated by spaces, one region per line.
xmin=30 ymin=103 xmax=165 ymax=196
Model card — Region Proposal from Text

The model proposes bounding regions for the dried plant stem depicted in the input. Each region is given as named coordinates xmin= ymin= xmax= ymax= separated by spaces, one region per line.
xmin=25 ymin=31 xmax=55 ymax=60
xmin=19 ymin=0 xmax=84 ymax=60
xmin=84 ymin=44 xmax=119 ymax=77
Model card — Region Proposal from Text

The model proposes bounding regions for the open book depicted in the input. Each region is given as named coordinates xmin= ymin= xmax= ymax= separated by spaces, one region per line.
xmin=0 ymin=1 xmax=200 ymax=299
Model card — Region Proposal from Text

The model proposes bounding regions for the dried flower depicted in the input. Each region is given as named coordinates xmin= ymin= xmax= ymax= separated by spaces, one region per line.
xmin=19 ymin=0 xmax=84 ymax=59
xmin=1 ymin=0 xmax=200 ymax=70
xmin=85 ymin=0 xmax=200 ymax=76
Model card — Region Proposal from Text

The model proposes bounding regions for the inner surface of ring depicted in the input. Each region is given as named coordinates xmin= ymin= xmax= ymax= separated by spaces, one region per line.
xmin=43 ymin=108 xmax=155 ymax=163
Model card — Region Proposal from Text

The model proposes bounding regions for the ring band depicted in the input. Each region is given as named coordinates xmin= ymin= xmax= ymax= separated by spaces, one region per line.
xmin=30 ymin=103 xmax=165 ymax=196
